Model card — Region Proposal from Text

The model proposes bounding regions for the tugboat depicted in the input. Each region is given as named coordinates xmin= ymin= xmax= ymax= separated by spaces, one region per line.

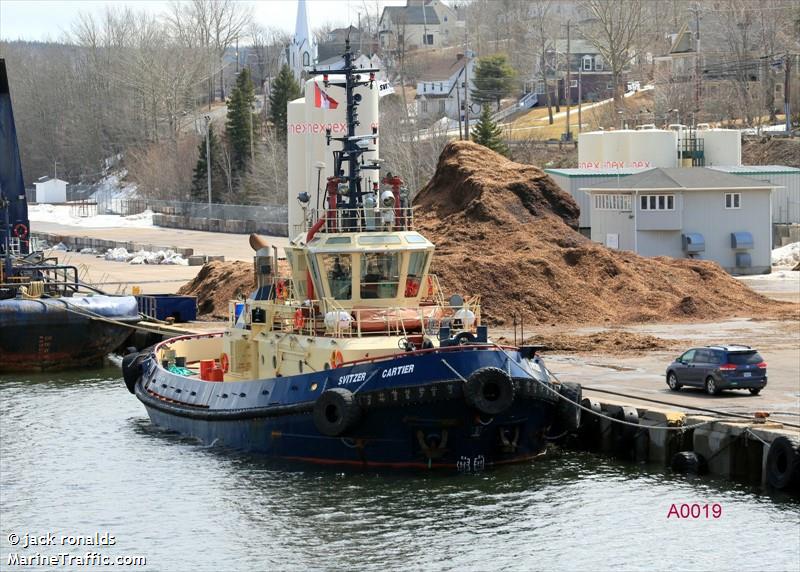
xmin=0 ymin=59 xmax=140 ymax=372
xmin=122 ymin=43 xmax=581 ymax=470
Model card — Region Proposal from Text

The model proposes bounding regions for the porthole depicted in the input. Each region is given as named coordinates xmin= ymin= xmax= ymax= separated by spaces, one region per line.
xmin=310 ymin=383 xmax=318 ymax=391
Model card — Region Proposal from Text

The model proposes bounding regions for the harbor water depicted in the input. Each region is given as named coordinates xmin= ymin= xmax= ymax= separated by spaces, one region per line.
xmin=1 ymin=365 xmax=798 ymax=572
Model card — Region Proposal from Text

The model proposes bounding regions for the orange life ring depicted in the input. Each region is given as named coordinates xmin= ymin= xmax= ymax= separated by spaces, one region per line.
xmin=294 ymin=308 xmax=305 ymax=330
xmin=276 ymin=280 xmax=287 ymax=300
xmin=220 ymin=352 xmax=230 ymax=373
xmin=330 ymin=350 xmax=344 ymax=368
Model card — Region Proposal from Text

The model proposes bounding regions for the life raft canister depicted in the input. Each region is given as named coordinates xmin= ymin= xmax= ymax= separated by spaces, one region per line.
xmin=312 ymin=387 xmax=362 ymax=437
xmin=463 ymin=367 xmax=515 ymax=416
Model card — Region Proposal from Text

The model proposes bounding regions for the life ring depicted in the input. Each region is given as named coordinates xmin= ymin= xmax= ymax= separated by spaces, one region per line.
xmin=330 ymin=350 xmax=344 ymax=368
xmin=312 ymin=388 xmax=362 ymax=436
xmin=275 ymin=280 xmax=287 ymax=300
xmin=12 ymin=223 xmax=28 ymax=238
xmin=293 ymin=308 xmax=305 ymax=330
xmin=463 ymin=367 xmax=515 ymax=416
xmin=405 ymin=277 xmax=420 ymax=297
xmin=220 ymin=352 xmax=230 ymax=373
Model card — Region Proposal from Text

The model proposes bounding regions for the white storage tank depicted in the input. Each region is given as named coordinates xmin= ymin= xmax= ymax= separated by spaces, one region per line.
xmin=578 ymin=130 xmax=678 ymax=170
xmin=577 ymin=131 xmax=604 ymax=169
xmin=626 ymin=130 xmax=678 ymax=169
xmin=696 ymin=129 xmax=741 ymax=166
xmin=287 ymin=77 xmax=380 ymax=236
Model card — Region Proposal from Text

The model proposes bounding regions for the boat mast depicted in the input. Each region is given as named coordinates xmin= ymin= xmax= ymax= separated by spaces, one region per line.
xmin=309 ymin=37 xmax=379 ymax=231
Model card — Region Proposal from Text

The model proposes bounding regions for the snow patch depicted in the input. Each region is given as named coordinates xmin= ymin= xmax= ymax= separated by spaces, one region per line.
xmin=104 ymin=247 xmax=188 ymax=266
xmin=28 ymin=204 xmax=154 ymax=229
xmin=772 ymin=242 xmax=800 ymax=267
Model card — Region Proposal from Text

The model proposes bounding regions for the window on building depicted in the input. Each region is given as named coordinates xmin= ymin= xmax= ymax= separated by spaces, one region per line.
xmin=725 ymin=192 xmax=741 ymax=209
xmin=606 ymin=82 xmax=614 ymax=90
xmin=570 ymin=79 xmax=578 ymax=88
xmin=302 ymin=52 xmax=310 ymax=67
xmin=536 ymin=81 xmax=545 ymax=94
xmin=421 ymin=100 xmax=428 ymax=113
xmin=439 ymin=100 xmax=446 ymax=113
xmin=640 ymin=194 xmax=676 ymax=211
xmin=594 ymin=194 xmax=632 ymax=211
xmin=594 ymin=56 xmax=603 ymax=71
xmin=424 ymin=34 xmax=434 ymax=45
xmin=583 ymin=55 xmax=592 ymax=71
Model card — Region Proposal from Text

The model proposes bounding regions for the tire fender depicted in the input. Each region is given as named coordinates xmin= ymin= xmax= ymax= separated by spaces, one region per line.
xmin=556 ymin=382 xmax=582 ymax=433
xmin=463 ymin=367 xmax=515 ymax=416
xmin=766 ymin=436 xmax=800 ymax=490
xmin=313 ymin=388 xmax=362 ymax=437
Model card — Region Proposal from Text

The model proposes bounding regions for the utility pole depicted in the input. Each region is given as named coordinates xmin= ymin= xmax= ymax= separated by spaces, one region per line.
xmin=463 ymin=19 xmax=470 ymax=141
xmin=456 ymin=71 xmax=463 ymax=140
xmin=565 ymin=20 xmax=571 ymax=140
xmin=691 ymin=3 xmax=701 ymax=114
xmin=205 ymin=115 xmax=212 ymax=207
xmin=785 ymin=53 xmax=792 ymax=133
xmin=249 ymin=104 xmax=254 ymax=162
xmin=578 ymin=64 xmax=582 ymax=133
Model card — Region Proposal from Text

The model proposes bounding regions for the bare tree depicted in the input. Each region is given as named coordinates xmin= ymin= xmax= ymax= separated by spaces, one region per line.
xmin=578 ymin=0 xmax=642 ymax=109
xmin=528 ymin=1 xmax=558 ymax=125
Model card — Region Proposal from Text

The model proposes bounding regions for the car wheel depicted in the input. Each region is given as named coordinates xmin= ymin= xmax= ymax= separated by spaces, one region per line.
xmin=667 ymin=373 xmax=681 ymax=391
xmin=705 ymin=377 xmax=720 ymax=396
xmin=749 ymin=388 xmax=761 ymax=396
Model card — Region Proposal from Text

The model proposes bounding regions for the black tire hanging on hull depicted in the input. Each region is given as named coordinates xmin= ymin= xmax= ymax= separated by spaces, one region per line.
xmin=463 ymin=367 xmax=515 ymax=416
xmin=556 ymin=382 xmax=582 ymax=433
xmin=313 ymin=388 xmax=362 ymax=437
xmin=765 ymin=436 xmax=800 ymax=491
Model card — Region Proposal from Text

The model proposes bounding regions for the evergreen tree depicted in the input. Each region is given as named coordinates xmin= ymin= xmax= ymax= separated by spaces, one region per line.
xmin=269 ymin=64 xmax=302 ymax=141
xmin=470 ymin=54 xmax=517 ymax=110
xmin=471 ymin=104 xmax=509 ymax=157
xmin=191 ymin=125 xmax=225 ymax=202
xmin=226 ymin=68 xmax=257 ymax=169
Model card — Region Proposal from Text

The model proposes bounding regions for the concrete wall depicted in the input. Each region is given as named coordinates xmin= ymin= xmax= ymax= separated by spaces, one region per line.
xmin=682 ymin=189 xmax=772 ymax=273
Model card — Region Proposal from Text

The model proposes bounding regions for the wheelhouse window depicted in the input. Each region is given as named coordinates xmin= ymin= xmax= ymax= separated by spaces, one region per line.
xmin=405 ymin=251 xmax=429 ymax=297
xmin=640 ymin=194 xmax=675 ymax=211
xmin=360 ymin=252 xmax=400 ymax=299
xmin=725 ymin=192 xmax=741 ymax=209
xmin=319 ymin=254 xmax=352 ymax=300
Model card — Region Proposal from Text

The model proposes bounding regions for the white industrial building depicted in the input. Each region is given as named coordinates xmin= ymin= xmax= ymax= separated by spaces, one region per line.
xmin=547 ymin=164 xmax=799 ymax=234
xmin=583 ymin=168 xmax=776 ymax=275
xmin=33 ymin=176 xmax=67 ymax=203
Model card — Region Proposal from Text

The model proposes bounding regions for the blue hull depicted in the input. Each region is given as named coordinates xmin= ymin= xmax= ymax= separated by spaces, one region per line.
xmin=132 ymin=346 xmax=564 ymax=471
xmin=0 ymin=296 xmax=139 ymax=372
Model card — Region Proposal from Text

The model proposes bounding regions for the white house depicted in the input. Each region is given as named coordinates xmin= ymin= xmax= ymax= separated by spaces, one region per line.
xmin=379 ymin=0 xmax=463 ymax=51
xmin=415 ymin=53 xmax=476 ymax=121
xmin=33 ymin=176 xmax=67 ymax=203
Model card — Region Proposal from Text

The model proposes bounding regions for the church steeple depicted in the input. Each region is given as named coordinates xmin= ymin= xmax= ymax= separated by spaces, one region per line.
xmin=290 ymin=0 xmax=316 ymax=82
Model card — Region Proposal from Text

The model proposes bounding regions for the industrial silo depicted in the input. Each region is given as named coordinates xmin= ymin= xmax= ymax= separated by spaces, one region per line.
xmin=578 ymin=131 xmax=605 ymax=169
xmin=601 ymin=130 xmax=634 ymax=169
xmin=696 ymin=129 xmax=741 ymax=166
xmin=627 ymin=130 xmax=678 ymax=169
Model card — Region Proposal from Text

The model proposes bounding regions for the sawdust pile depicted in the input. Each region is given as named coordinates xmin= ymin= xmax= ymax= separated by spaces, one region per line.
xmin=520 ymin=331 xmax=688 ymax=354
xmin=178 ymin=261 xmax=255 ymax=320
xmin=414 ymin=141 xmax=791 ymax=325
